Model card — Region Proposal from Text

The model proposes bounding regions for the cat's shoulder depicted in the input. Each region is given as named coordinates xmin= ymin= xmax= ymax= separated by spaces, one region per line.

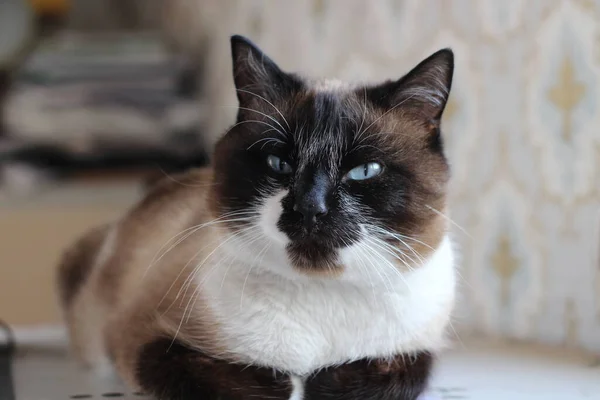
xmin=131 ymin=167 xmax=213 ymax=214
xmin=143 ymin=167 xmax=213 ymax=199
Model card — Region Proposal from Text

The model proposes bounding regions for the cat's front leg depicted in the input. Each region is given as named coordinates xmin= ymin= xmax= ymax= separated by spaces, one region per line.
xmin=304 ymin=352 xmax=433 ymax=400
xmin=136 ymin=338 xmax=296 ymax=400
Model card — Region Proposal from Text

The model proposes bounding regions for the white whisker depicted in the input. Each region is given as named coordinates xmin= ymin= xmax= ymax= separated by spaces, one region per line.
xmin=380 ymin=235 xmax=425 ymax=266
xmin=235 ymin=89 xmax=291 ymax=130
xmin=145 ymin=210 xmax=258 ymax=278
xmin=364 ymin=225 xmax=422 ymax=265
xmin=178 ymin=224 xmax=259 ymax=303
xmin=359 ymin=240 xmax=397 ymax=294
xmin=160 ymin=224 xmax=260 ymax=315
xmin=361 ymin=237 xmax=415 ymax=293
xmin=223 ymin=118 xmax=287 ymax=138
xmin=425 ymin=205 xmax=472 ymax=239
xmin=185 ymin=227 xmax=266 ymax=323
xmin=247 ymin=136 xmax=286 ymax=151
xmin=235 ymin=106 xmax=288 ymax=136
xmin=156 ymin=167 xmax=220 ymax=188
xmin=353 ymin=87 xmax=369 ymax=145
xmin=240 ymin=240 xmax=271 ymax=309
xmin=368 ymin=225 xmax=436 ymax=252
xmin=353 ymin=244 xmax=381 ymax=305
xmin=168 ymin=225 xmax=260 ymax=346
xmin=365 ymin=236 xmax=418 ymax=271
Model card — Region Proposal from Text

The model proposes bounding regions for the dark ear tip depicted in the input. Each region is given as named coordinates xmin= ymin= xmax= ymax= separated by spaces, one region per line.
xmin=231 ymin=34 xmax=251 ymax=46
xmin=230 ymin=35 xmax=254 ymax=57
xmin=432 ymin=48 xmax=454 ymax=66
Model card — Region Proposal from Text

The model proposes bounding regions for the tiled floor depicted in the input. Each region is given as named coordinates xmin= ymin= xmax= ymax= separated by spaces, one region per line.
xmin=10 ymin=328 xmax=600 ymax=400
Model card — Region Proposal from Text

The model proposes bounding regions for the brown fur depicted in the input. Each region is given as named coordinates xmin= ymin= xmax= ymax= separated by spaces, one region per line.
xmin=58 ymin=224 xmax=110 ymax=307
xmin=58 ymin=168 xmax=229 ymax=384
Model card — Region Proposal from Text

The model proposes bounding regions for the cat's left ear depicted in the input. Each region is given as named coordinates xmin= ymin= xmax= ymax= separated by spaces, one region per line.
xmin=230 ymin=35 xmax=301 ymax=108
xmin=368 ymin=49 xmax=454 ymax=121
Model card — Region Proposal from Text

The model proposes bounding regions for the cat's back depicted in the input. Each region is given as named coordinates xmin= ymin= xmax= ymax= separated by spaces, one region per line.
xmin=57 ymin=167 xmax=215 ymax=364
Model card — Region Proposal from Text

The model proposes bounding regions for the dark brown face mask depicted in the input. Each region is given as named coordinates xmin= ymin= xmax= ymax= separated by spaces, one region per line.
xmin=212 ymin=35 xmax=454 ymax=274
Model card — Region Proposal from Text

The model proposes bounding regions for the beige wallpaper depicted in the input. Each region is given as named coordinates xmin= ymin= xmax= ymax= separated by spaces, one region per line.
xmin=171 ymin=0 xmax=600 ymax=353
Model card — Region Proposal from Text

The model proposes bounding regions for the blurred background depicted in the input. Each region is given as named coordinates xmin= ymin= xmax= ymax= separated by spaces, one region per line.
xmin=0 ymin=0 xmax=599 ymax=359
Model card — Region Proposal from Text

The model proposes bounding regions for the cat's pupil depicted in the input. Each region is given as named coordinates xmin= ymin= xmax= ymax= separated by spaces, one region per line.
xmin=279 ymin=160 xmax=285 ymax=171
xmin=363 ymin=164 xmax=369 ymax=176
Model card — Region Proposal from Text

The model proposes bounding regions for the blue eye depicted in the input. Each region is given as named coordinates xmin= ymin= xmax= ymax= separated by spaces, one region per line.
xmin=346 ymin=162 xmax=383 ymax=181
xmin=266 ymin=155 xmax=293 ymax=174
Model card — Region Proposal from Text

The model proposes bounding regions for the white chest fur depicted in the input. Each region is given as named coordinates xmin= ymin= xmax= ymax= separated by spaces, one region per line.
xmin=199 ymin=236 xmax=456 ymax=375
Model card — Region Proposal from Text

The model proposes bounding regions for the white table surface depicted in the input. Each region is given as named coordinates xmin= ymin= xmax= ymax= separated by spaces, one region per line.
xmin=10 ymin=327 xmax=600 ymax=400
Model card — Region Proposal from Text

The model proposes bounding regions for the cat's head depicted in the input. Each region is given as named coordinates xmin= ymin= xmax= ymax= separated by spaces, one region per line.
xmin=211 ymin=35 xmax=453 ymax=278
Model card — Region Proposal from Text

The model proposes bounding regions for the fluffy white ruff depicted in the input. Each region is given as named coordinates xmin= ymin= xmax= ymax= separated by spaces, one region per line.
xmin=198 ymin=190 xmax=456 ymax=376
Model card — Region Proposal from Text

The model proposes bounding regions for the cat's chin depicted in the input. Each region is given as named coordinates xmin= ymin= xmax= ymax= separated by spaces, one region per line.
xmin=285 ymin=240 xmax=344 ymax=276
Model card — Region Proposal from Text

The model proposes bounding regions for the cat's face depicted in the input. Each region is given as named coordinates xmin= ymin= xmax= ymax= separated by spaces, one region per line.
xmin=211 ymin=35 xmax=453 ymax=277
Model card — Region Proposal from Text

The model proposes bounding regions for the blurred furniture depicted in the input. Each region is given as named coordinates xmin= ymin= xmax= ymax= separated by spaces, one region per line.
xmin=1 ymin=32 xmax=206 ymax=186
xmin=0 ymin=1 xmax=207 ymax=325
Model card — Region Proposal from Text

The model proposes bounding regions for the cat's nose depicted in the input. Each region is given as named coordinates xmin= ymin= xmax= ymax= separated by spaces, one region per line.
xmin=293 ymin=196 xmax=328 ymax=230
xmin=293 ymin=169 xmax=331 ymax=231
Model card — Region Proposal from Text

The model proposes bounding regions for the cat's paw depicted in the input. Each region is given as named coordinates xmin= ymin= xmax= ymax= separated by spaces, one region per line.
xmin=137 ymin=338 xmax=295 ymax=400
xmin=304 ymin=352 xmax=433 ymax=400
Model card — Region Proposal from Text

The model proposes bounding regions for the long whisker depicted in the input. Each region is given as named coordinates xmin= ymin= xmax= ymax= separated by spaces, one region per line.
xmin=347 ymin=143 xmax=385 ymax=155
xmin=365 ymin=236 xmax=418 ymax=271
xmin=353 ymin=87 xmax=369 ymax=145
xmin=366 ymin=237 xmax=416 ymax=273
xmin=247 ymin=136 xmax=285 ymax=151
xmin=425 ymin=205 xmax=472 ymax=239
xmin=156 ymin=167 xmax=220 ymax=188
xmin=223 ymin=118 xmax=286 ymax=139
xmin=369 ymin=226 xmax=473 ymax=290
xmin=186 ymin=227 xmax=266 ymax=322
xmin=236 ymin=106 xmax=288 ymax=136
xmin=145 ymin=211 xmax=258 ymax=277
xmin=339 ymin=233 xmax=379 ymax=305
xmin=159 ymin=224 xmax=260 ymax=314
xmin=178 ymin=225 xmax=259 ymax=304
xmin=376 ymin=234 xmax=425 ymax=267
xmin=368 ymin=225 xmax=436 ymax=252
xmin=235 ymin=89 xmax=291 ymax=130
xmin=364 ymin=225 xmax=424 ymax=266
xmin=361 ymin=238 xmax=413 ymax=292
xmin=353 ymin=243 xmax=381 ymax=305
xmin=168 ymin=225 xmax=260 ymax=346
xmin=240 ymin=240 xmax=271 ymax=309
xmin=446 ymin=317 xmax=466 ymax=349
xmin=359 ymin=240 xmax=396 ymax=294
xmin=219 ymin=230 xmax=266 ymax=292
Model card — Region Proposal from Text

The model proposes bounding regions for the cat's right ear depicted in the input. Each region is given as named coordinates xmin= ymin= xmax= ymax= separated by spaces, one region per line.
xmin=230 ymin=35 xmax=300 ymax=107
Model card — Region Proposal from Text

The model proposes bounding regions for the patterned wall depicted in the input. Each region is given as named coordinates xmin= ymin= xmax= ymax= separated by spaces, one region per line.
xmin=175 ymin=0 xmax=600 ymax=353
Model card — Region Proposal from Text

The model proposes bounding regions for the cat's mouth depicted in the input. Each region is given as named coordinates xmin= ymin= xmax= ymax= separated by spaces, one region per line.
xmin=276 ymin=209 xmax=361 ymax=273
xmin=285 ymin=240 xmax=342 ymax=274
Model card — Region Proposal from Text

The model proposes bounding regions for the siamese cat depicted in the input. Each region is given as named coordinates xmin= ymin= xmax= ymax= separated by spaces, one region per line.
xmin=58 ymin=35 xmax=456 ymax=400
